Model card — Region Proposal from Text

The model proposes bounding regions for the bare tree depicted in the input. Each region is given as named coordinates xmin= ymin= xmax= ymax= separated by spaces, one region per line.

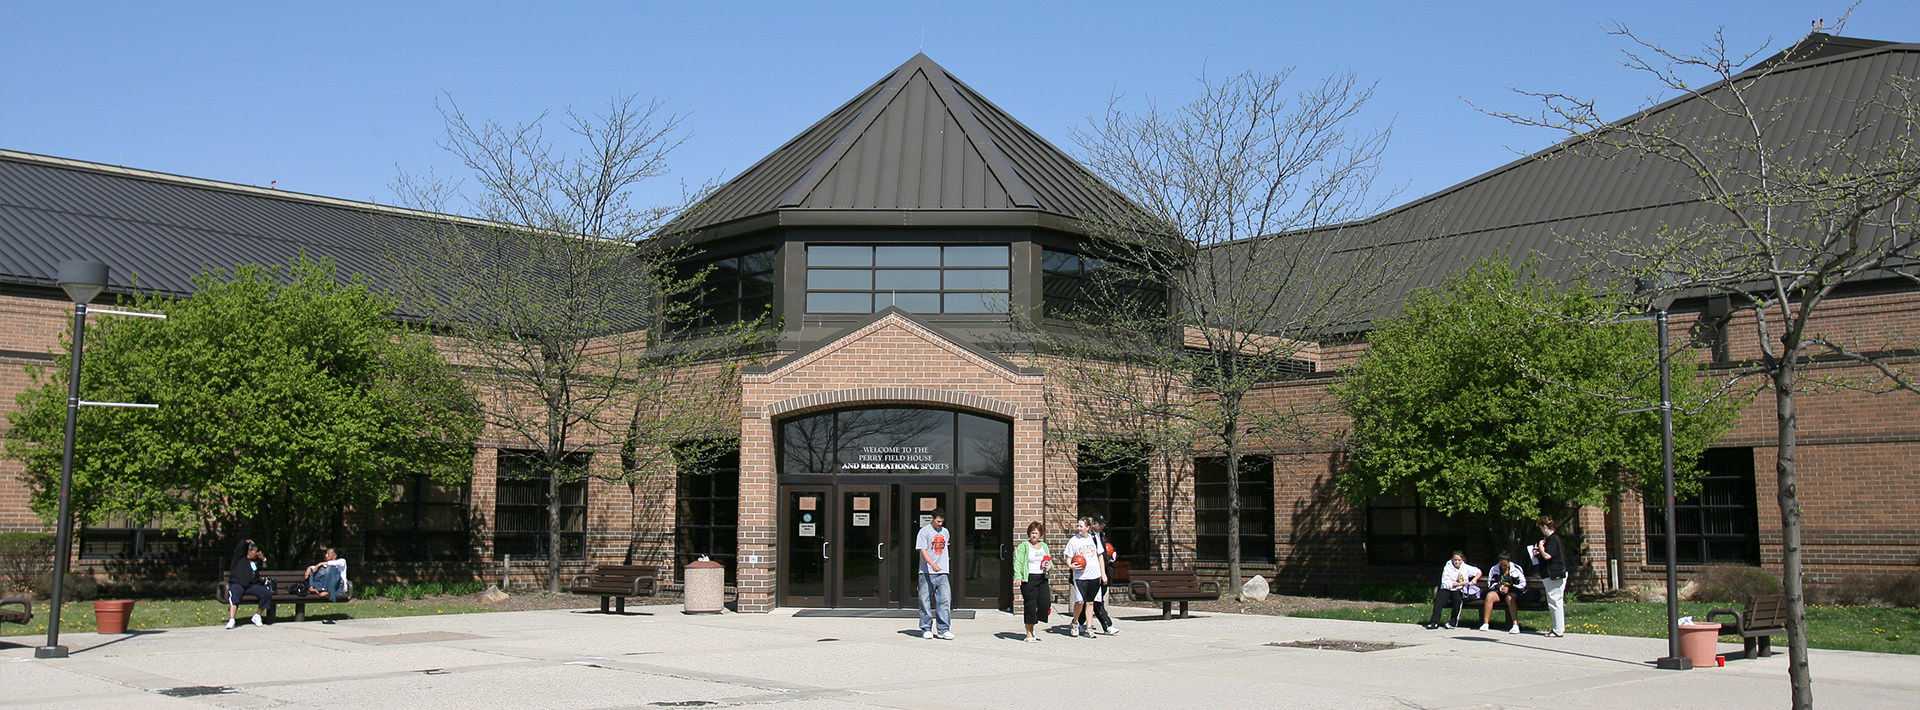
xmin=389 ymin=94 xmax=763 ymax=592
xmin=1485 ymin=23 xmax=1920 ymax=707
xmin=1057 ymin=68 xmax=1412 ymax=595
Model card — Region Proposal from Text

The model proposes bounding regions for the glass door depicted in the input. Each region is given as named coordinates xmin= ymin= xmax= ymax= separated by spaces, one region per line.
xmin=897 ymin=486 xmax=950 ymax=611
xmin=960 ymin=487 xmax=1011 ymax=609
xmin=837 ymin=487 xmax=892 ymax=607
xmin=779 ymin=487 xmax=829 ymax=607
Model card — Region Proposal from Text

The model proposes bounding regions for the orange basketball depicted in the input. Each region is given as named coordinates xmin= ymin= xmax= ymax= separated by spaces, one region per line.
xmin=1104 ymin=543 xmax=1115 ymax=557
xmin=1071 ymin=554 xmax=1087 ymax=569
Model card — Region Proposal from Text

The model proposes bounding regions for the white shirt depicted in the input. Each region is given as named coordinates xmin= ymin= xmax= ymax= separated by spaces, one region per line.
xmin=1440 ymin=561 xmax=1481 ymax=589
xmin=1064 ymin=534 xmax=1103 ymax=580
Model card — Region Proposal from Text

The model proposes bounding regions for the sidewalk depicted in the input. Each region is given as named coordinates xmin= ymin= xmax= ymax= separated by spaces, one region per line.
xmin=4 ymin=603 xmax=1915 ymax=709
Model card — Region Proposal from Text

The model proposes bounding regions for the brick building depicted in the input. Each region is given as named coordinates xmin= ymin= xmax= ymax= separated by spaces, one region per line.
xmin=2 ymin=39 xmax=1916 ymax=610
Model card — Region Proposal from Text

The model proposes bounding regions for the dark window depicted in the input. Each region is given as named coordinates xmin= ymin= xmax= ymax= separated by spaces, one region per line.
xmin=1366 ymin=487 xmax=1470 ymax=566
xmin=676 ymin=248 xmax=776 ymax=328
xmin=493 ymin=450 xmax=588 ymax=561
xmin=1077 ymin=442 xmax=1154 ymax=568
xmin=364 ymin=475 xmax=470 ymax=562
xmin=1188 ymin=349 xmax=1315 ymax=389
xmin=1194 ymin=455 xmax=1275 ymax=563
xmin=675 ymin=441 xmax=740 ymax=585
xmin=779 ymin=407 xmax=1010 ymax=481
xmin=1041 ymin=248 xmax=1167 ymax=323
xmin=79 ymin=518 xmax=191 ymax=560
xmin=805 ymin=245 xmax=1009 ymax=315
xmin=1647 ymin=448 xmax=1761 ymax=565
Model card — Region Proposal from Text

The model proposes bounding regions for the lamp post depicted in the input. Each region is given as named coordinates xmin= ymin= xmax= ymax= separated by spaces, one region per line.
xmin=36 ymin=261 xmax=108 ymax=660
xmin=1632 ymin=283 xmax=1690 ymax=671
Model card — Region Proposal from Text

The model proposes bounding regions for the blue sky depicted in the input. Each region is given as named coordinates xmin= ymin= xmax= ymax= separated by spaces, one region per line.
xmin=5 ymin=2 xmax=1916 ymax=216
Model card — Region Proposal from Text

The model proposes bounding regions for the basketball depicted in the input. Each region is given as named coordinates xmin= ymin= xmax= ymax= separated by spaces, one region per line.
xmin=1071 ymin=554 xmax=1086 ymax=569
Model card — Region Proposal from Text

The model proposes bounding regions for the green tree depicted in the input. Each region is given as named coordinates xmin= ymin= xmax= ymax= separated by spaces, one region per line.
xmin=1333 ymin=259 xmax=1739 ymax=524
xmin=4 ymin=255 xmax=483 ymax=563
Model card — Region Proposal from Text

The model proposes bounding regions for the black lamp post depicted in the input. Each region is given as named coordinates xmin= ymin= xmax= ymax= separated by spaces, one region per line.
xmin=1641 ymin=285 xmax=1690 ymax=671
xmin=36 ymin=260 xmax=109 ymax=660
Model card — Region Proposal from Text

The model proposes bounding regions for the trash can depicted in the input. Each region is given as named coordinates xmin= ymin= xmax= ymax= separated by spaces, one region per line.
xmin=683 ymin=557 xmax=726 ymax=614
xmin=1677 ymin=622 xmax=1723 ymax=667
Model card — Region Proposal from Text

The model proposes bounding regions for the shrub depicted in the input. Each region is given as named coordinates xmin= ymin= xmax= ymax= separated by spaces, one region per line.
xmin=0 ymin=532 xmax=55 ymax=595
xmin=1686 ymin=564 xmax=1780 ymax=603
xmin=1816 ymin=571 xmax=1920 ymax=608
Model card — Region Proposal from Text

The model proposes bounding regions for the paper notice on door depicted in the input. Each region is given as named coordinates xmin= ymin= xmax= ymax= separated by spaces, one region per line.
xmin=975 ymin=498 xmax=992 ymax=512
xmin=974 ymin=516 xmax=992 ymax=530
xmin=919 ymin=498 xmax=938 ymax=511
xmin=798 ymin=496 xmax=817 ymax=511
xmin=853 ymin=497 xmax=871 ymax=511
xmin=919 ymin=514 xmax=933 ymax=527
xmin=853 ymin=512 xmax=871 ymax=527
xmin=798 ymin=523 xmax=816 ymax=537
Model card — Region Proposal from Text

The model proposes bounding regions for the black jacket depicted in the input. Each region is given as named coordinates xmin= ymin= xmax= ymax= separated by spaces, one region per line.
xmin=229 ymin=541 xmax=260 ymax=586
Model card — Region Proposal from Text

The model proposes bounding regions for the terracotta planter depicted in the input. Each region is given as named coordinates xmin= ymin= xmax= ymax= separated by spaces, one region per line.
xmin=93 ymin=599 xmax=135 ymax=634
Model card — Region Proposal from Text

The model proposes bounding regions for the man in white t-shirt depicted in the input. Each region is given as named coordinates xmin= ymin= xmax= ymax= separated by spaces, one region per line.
xmin=916 ymin=510 xmax=953 ymax=640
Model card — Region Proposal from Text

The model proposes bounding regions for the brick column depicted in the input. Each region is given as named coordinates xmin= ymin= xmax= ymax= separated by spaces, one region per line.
xmin=736 ymin=411 xmax=777 ymax=612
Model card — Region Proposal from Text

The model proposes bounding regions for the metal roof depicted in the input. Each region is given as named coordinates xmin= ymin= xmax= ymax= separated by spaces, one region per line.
xmin=1208 ymin=34 xmax=1920 ymax=330
xmin=665 ymin=53 xmax=1139 ymax=239
xmin=0 ymin=150 xmax=464 ymax=301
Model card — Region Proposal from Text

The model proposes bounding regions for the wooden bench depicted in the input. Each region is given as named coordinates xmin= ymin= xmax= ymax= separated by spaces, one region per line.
xmin=566 ymin=564 xmax=657 ymax=613
xmin=0 ymin=596 xmax=31 ymax=628
xmin=217 ymin=570 xmax=351 ymax=622
xmin=1127 ymin=569 xmax=1221 ymax=619
xmin=1454 ymin=580 xmax=1550 ymax=626
xmin=1707 ymin=593 xmax=1788 ymax=658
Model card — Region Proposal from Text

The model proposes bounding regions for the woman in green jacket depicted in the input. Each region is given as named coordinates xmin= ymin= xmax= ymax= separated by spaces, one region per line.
xmin=1012 ymin=520 xmax=1051 ymax=642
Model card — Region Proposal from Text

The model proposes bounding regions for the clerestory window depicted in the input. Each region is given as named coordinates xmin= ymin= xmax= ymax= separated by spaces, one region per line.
xmin=805 ymin=245 xmax=1009 ymax=315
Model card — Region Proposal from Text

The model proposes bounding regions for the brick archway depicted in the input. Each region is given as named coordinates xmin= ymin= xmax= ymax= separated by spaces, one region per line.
xmin=765 ymin=387 xmax=1018 ymax=420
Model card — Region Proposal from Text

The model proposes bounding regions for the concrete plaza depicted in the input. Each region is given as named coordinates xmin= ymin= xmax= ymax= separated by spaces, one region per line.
xmin=4 ymin=603 xmax=1915 ymax=709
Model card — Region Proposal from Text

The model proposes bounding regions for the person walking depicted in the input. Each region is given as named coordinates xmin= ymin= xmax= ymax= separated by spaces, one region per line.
xmin=1063 ymin=517 xmax=1105 ymax=638
xmin=916 ymin=509 xmax=954 ymax=640
xmin=225 ymin=539 xmax=274 ymax=629
xmin=1422 ymin=551 xmax=1480 ymax=630
xmin=1089 ymin=515 xmax=1118 ymax=635
xmin=1535 ymin=516 xmax=1568 ymax=637
xmin=1012 ymin=520 xmax=1051 ymax=643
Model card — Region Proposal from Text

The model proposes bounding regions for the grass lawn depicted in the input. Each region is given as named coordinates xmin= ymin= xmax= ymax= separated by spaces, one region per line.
xmin=2 ymin=598 xmax=501 ymax=637
xmin=1293 ymin=601 xmax=1919 ymax=655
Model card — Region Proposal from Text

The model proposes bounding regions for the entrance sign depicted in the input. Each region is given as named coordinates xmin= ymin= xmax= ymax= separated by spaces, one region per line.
xmin=974 ymin=516 xmax=991 ymax=530
xmin=853 ymin=512 xmax=871 ymax=527
xmin=799 ymin=523 xmax=817 ymax=537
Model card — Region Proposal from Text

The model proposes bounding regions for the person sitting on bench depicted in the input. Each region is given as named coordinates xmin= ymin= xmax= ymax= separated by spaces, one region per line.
xmin=1479 ymin=551 xmax=1527 ymax=633
xmin=304 ymin=547 xmax=348 ymax=599
xmin=226 ymin=539 xmax=274 ymax=629
xmin=1423 ymin=551 xmax=1480 ymax=630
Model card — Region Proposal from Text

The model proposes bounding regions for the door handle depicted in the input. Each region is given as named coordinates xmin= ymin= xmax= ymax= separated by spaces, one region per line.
xmin=1000 ymin=543 xmax=1008 ymax=560
xmin=822 ymin=541 xmax=830 ymax=560
xmin=877 ymin=542 xmax=886 ymax=560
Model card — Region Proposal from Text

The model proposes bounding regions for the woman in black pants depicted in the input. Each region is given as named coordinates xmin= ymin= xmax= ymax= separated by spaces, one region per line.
xmin=226 ymin=539 xmax=275 ymax=629
xmin=1012 ymin=520 xmax=1052 ymax=642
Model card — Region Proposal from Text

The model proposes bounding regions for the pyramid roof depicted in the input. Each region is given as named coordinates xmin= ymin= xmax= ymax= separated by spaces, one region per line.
xmin=667 ymin=54 xmax=1137 ymax=239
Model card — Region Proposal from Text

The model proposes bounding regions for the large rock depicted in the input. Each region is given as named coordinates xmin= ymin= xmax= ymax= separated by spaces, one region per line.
xmin=479 ymin=584 xmax=511 ymax=604
xmin=1242 ymin=574 xmax=1270 ymax=602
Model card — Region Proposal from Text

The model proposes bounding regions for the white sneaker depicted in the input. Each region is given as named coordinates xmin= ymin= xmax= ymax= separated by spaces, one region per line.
xmin=1443 ymin=622 xmax=1455 ymax=629
xmin=224 ymin=618 xmax=235 ymax=629
xmin=1024 ymin=635 xmax=1041 ymax=643
xmin=1080 ymin=626 xmax=1094 ymax=638
xmin=939 ymin=631 xmax=955 ymax=640
xmin=1510 ymin=624 xmax=1523 ymax=634
xmin=1478 ymin=623 xmax=1490 ymax=631
xmin=922 ymin=630 xmax=935 ymax=639
xmin=1101 ymin=625 xmax=1119 ymax=635
xmin=251 ymin=614 xmax=263 ymax=627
